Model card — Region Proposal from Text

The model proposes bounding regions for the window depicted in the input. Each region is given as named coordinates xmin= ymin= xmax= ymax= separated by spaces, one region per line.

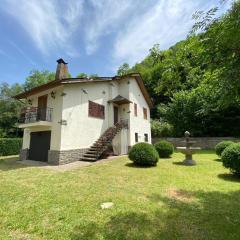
xmin=144 ymin=133 xmax=148 ymax=142
xmin=135 ymin=133 xmax=138 ymax=143
xmin=134 ymin=103 xmax=137 ymax=116
xmin=143 ymin=107 xmax=147 ymax=120
xmin=88 ymin=101 xmax=105 ymax=119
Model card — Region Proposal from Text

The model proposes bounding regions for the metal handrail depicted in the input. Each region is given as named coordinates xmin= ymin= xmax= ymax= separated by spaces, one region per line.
xmin=19 ymin=107 xmax=53 ymax=123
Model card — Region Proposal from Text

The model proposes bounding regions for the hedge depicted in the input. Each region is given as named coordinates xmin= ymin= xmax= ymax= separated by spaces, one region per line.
xmin=0 ymin=138 xmax=22 ymax=156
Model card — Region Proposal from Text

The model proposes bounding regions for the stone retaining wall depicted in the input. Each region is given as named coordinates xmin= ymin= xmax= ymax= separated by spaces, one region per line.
xmin=152 ymin=137 xmax=240 ymax=150
xmin=48 ymin=148 xmax=88 ymax=165
xmin=19 ymin=148 xmax=29 ymax=161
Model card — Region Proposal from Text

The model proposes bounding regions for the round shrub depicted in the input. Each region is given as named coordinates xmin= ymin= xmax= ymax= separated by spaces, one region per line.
xmin=154 ymin=140 xmax=174 ymax=158
xmin=222 ymin=143 xmax=240 ymax=175
xmin=215 ymin=141 xmax=234 ymax=157
xmin=128 ymin=143 xmax=159 ymax=166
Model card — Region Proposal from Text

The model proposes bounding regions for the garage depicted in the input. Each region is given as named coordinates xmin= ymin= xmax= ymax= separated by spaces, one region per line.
xmin=29 ymin=131 xmax=51 ymax=162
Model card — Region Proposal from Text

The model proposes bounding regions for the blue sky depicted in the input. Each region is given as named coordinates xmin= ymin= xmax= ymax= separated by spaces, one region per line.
xmin=0 ymin=0 xmax=232 ymax=85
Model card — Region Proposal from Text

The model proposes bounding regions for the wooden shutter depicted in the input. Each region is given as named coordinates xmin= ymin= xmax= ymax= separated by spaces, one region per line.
xmin=88 ymin=101 xmax=105 ymax=119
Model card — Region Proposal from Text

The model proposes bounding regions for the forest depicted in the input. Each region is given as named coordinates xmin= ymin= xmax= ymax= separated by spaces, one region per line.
xmin=0 ymin=0 xmax=240 ymax=138
xmin=118 ymin=0 xmax=240 ymax=137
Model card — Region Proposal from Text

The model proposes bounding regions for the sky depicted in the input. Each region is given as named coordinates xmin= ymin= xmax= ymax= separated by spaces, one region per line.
xmin=0 ymin=0 xmax=232 ymax=85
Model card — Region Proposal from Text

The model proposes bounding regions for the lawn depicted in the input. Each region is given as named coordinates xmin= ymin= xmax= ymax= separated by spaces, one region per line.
xmin=0 ymin=151 xmax=240 ymax=240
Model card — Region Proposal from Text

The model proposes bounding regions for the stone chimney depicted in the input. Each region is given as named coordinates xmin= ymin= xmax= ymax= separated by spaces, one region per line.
xmin=55 ymin=58 xmax=69 ymax=80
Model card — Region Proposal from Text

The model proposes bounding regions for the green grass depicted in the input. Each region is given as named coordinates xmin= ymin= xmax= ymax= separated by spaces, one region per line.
xmin=0 ymin=151 xmax=240 ymax=240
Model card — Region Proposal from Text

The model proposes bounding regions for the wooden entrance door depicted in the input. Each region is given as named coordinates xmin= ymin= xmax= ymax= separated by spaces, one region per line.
xmin=38 ymin=95 xmax=48 ymax=121
xmin=114 ymin=106 xmax=118 ymax=125
xmin=29 ymin=131 xmax=51 ymax=162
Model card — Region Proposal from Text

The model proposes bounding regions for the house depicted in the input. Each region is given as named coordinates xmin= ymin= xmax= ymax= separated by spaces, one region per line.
xmin=15 ymin=59 xmax=153 ymax=165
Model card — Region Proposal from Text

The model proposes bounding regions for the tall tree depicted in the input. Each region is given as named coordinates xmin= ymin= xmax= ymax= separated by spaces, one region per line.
xmin=117 ymin=63 xmax=130 ymax=76
xmin=24 ymin=70 xmax=55 ymax=91
xmin=0 ymin=83 xmax=23 ymax=137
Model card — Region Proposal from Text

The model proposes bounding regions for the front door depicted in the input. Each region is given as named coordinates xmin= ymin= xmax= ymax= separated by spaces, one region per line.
xmin=29 ymin=131 xmax=51 ymax=162
xmin=38 ymin=95 xmax=48 ymax=121
xmin=114 ymin=106 xmax=118 ymax=125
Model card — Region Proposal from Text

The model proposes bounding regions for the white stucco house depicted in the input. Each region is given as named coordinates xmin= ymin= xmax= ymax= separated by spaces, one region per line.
xmin=15 ymin=59 xmax=153 ymax=165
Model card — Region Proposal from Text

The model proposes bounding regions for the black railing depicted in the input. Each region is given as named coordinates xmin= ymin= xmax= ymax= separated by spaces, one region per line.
xmin=18 ymin=107 xmax=53 ymax=124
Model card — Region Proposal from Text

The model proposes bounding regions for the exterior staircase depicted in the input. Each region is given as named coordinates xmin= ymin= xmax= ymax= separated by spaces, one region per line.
xmin=81 ymin=120 xmax=128 ymax=161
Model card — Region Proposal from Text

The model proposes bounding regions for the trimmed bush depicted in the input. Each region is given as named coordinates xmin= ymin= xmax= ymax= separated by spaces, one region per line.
xmin=154 ymin=140 xmax=174 ymax=158
xmin=0 ymin=138 xmax=22 ymax=156
xmin=215 ymin=141 xmax=234 ymax=157
xmin=128 ymin=143 xmax=159 ymax=166
xmin=222 ymin=143 xmax=240 ymax=175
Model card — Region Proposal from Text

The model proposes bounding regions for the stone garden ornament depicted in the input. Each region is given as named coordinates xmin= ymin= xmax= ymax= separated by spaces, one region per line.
xmin=176 ymin=131 xmax=201 ymax=165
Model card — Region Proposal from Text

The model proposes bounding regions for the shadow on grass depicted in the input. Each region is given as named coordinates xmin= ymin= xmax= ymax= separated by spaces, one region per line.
xmin=0 ymin=159 xmax=27 ymax=171
xmin=214 ymin=158 xmax=222 ymax=162
xmin=172 ymin=161 xmax=196 ymax=167
xmin=70 ymin=190 xmax=240 ymax=240
xmin=125 ymin=162 xmax=156 ymax=168
xmin=0 ymin=158 xmax=50 ymax=171
xmin=218 ymin=173 xmax=240 ymax=183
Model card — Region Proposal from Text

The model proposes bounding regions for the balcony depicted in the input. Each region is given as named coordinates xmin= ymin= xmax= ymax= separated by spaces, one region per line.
xmin=18 ymin=107 xmax=53 ymax=128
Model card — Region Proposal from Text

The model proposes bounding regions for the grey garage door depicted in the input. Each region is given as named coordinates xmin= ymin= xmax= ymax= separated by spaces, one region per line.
xmin=29 ymin=131 xmax=51 ymax=162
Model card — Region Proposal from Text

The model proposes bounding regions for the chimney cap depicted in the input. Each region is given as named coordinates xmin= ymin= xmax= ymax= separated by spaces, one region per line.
xmin=57 ymin=58 xmax=68 ymax=64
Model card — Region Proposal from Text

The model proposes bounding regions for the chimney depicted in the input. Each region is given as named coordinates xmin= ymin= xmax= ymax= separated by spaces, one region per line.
xmin=55 ymin=58 xmax=69 ymax=80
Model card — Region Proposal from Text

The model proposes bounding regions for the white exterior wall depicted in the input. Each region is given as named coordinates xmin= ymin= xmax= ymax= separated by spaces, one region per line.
xmin=128 ymin=78 xmax=151 ymax=146
xmin=22 ymin=86 xmax=63 ymax=150
xmin=60 ymin=82 xmax=111 ymax=150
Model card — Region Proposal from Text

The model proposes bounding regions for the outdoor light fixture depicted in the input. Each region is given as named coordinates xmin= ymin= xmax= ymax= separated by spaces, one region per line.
xmin=81 ymin=88 xmax=88 ymax=94
xmin=51 ymin=91 xmax=56 ymax=99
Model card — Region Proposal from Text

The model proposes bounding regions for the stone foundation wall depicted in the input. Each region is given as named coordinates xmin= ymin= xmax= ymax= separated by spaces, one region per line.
xmin=48 ymin=148 xmax=88 ymax=165
xmin=152 ymin=137 xmax=240 ymax=150
xmin=19 ymin=148 xmax=29 ymax=161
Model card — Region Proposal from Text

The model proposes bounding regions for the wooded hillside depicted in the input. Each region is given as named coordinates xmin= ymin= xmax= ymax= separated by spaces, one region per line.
xmin=118 ymin=1 xmax=240 ymax=137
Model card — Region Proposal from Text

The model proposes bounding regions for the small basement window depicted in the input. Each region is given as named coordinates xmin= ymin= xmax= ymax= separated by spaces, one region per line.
xmin=135 ymin=133 xmax=138 ymax=143
xmin=88 ymin=101 xmax=105 ymax=119
xmin=144 ymin=133 xmax=148 ymax=142
xmin=143 ymin=107 xmax=147 ymax=120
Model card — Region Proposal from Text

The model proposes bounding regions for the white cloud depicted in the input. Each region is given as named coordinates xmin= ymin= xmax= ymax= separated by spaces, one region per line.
xmin=84 ymin=0 xmax=144 ymax=55
xmin=1 ymin=0 xmax=83 ymax=56
xmin=113 ymin=0 xmax=229 ymax=65
xmin=0 ymin=0 xmax=232 ymax=67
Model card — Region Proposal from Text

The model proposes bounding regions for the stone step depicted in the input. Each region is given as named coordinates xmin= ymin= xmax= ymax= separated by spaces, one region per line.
xmin=82 ymin=123 xmax=125 ymax=162
xmin=84 ymin=153 xmax=98 ymax=157
xmin=81 ymin=157 xmax=97 ymax=161
xmin=88 ymin=149 xmax=97 ymax=153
